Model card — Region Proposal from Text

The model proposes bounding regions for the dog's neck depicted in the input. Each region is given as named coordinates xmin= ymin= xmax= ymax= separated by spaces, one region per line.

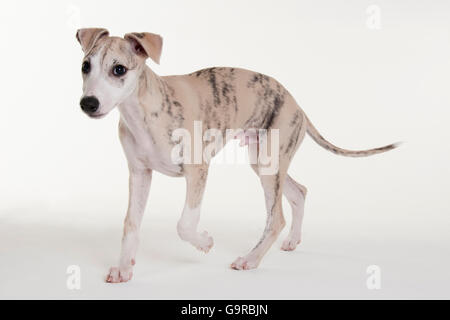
xmin=117 ymin=65 xmax=166 ymax=136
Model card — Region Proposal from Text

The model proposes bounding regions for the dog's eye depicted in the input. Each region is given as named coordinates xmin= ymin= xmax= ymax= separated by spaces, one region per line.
xmin=113 ymin=65 xmax=127 ymax=77
xmin=81 ymin=61 xmax=90 ymax=74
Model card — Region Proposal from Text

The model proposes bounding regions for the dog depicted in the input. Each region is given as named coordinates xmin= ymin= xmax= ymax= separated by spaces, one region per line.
xmin=76 ymin=28 xmax=398 ymax=283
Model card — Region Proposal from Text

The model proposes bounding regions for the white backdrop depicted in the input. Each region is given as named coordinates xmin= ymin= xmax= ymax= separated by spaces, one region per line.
xmin=0 ymin=0 xmax=449 ymax=299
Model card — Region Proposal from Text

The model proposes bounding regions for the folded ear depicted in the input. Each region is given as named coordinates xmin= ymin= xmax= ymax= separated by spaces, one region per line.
xmin=76 ymin=28 xmax=109 ymax=53
xmin=124 ymin=32 xmax=163 ymax=64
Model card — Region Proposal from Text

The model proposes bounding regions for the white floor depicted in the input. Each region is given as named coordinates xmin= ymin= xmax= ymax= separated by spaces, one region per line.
xmin=1 ymin=204 xmax=449 ymax=299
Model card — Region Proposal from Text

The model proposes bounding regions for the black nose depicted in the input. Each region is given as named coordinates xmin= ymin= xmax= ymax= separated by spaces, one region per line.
xmin=80 ymin=96 xmax=99 ymax=113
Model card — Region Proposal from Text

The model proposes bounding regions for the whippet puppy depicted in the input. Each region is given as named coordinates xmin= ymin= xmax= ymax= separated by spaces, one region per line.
xmin=76 ymin=28 xmax=398 ymax=283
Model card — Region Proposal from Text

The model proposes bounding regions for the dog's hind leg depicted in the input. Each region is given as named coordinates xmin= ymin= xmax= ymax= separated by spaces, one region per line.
xmin=177 ymin=165 xmax=213 ymax=253
xmin=106 ymin=168 xmax=152 ymax=283
xmin=281 ymin=175 xmax=307 ymax=251
xmin=231 ymin=167 xmax=287 ymax=270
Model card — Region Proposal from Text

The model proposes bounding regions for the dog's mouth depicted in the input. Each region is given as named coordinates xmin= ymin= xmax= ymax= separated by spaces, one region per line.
xmin=88 ymin=113 xmax=107 ymax=119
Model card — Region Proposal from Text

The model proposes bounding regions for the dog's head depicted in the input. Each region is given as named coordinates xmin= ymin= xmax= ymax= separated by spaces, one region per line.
xmin=76 ymin=28 xmax=163 ymax=118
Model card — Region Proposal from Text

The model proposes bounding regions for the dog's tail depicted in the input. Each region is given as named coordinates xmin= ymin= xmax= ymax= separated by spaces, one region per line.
xmin=305 ymin=115 xmax=400 ymax=157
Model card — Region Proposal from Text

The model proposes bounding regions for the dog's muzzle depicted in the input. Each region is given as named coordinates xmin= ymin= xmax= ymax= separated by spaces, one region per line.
xmin=80 ymin=96 xmax=100 ymax=114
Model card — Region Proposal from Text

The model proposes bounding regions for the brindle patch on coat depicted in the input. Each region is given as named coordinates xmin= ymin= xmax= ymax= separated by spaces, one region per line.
xmin=153 ymin=79 xmax=185 ymax=146
xmin=244 ymin=73 xmax=286 ymax=130
xmin=190 ymin=68 xmax=238 ymax=131
xmin=284 ymin=110 xmax=304 ymax=156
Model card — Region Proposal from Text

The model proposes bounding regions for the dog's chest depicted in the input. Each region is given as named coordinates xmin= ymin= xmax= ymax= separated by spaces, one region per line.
xmin=119 ymin=118 xmax=183 ymax=177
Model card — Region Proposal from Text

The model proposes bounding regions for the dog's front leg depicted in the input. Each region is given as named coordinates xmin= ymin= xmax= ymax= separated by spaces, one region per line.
xmin=177 ymin=165 xmax=213 ymax=253
xmin=106 ymin=168 xmax=152 ymax=283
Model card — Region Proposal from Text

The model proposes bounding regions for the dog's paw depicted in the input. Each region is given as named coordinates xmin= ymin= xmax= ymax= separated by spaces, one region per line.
xmin=194 ymin=231 xmax=214 ymax=253
xmin=105 ymin=266 xmax=133 ymax=283
xmin=281 ymin=235 xmax=301 ymax=251
xmin=230 ymin=256 xmax=258 ymax=270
